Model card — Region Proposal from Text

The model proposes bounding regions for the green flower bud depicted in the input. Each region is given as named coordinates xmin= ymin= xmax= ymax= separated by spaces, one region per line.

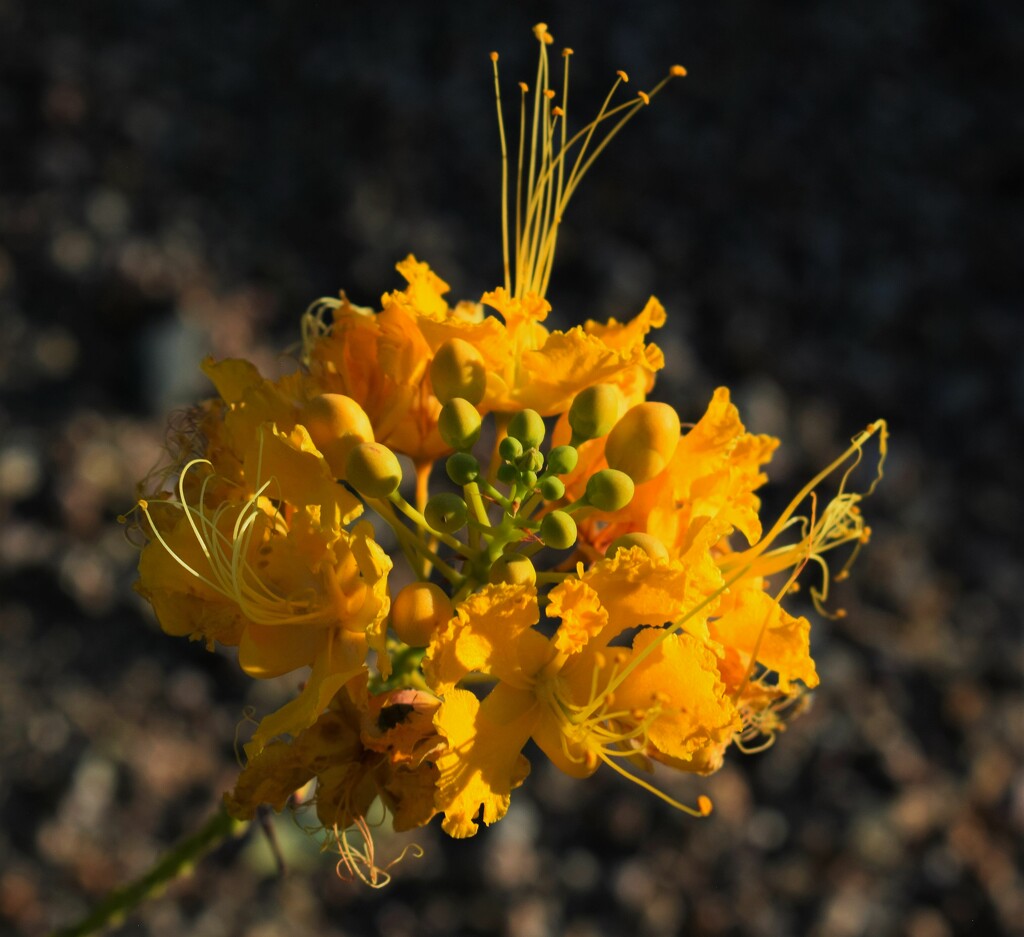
xmin=488 ymin=553 xmax=537 ymax=586
xmin=518 ymin=469 xmax=538 ymax=490
xmin=538 ymin=476 xmax=565 ymax=501
xmin=507 ymin=409 xmax=545 ymax=449
xmin=519 ymin=448 xmax=544 ymax=474
xmin=605 ymin=402 xmax=681 ymax=484
xmin=539 ymin=510 xmax=577 ymax=550
xmin=498 ymin=436 xmax=524 ymax=461
xmin=424 ymin=492 xmax=468 ymax=534
xmin=438 ymin=397 xmax=482 ymax=451
xmin=496 ymin=462 xmax=519 ymax=486
xmin=585 ymin=468 xmax=634 ymax=512
xmin=346 ymin=442 xmax=403 ymax=498
xmin=606 ymin=532 xmax=670 ymax=561
xmin=568 ymin=384 xmax=623 ymax=442
xmin=546 ymin=444 xmax=579 ymax=476
xmin=446 ymin=452 xmax=480 ymax=485
xmin=430 ymin=338 xmax=486 ymax=405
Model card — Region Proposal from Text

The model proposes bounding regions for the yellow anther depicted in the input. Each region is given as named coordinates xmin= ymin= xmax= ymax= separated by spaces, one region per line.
xmin=562 ymin=48 xmax=574 ymax=57
xmin=519 ymin=81 xmax=529 ymax=94
xmin=637 ymin=91 xmax=650 ymax=106
xmin=652 ymin=691 xmax=671 ymax=705
xmin=533 ymin=22 xmax=548 ymax=40
xmin=697 ymin=795 xmax=713 ymax=816
xmin=552 ymin=106 xmax=565 ymax=118
xmin=616 ymin=69 xmax=629 ymax=83
xmin=544 ymin=88 xmax=556 ymax=100
xmin=490 ymin=51 xmax=499 ymax=63
xmin=670 ymin=65 xmax=688 ymax=77
xmin=138 ymin=498 xmax=149 ymax=511
xmin=593 ymin=652 xmax=606 ymax=670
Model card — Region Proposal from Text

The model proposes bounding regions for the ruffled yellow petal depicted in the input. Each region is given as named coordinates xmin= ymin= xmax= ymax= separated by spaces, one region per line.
xmin=711 ymin=585 xmax=819 ymax=692
xmin=613 ymin=627 xmax=741 ymax=763
xmin=433 ymin=685 xmax=535 ymax=838
xmin=224 ymin=739 xmax=314 ymax=820
xmin=393 ymin=254 xmax=452 ymax=319
xmin=546 ymin=578 xmax=608 ymax=657
xmin=424 ymin=583 xmax=548 ymax=693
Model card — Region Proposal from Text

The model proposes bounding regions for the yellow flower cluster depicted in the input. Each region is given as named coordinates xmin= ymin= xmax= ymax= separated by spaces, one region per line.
xmin=130 ymin=24 xmax=886 ymax=885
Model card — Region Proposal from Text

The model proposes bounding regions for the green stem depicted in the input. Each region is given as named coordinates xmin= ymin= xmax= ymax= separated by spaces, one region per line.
xmin=50 ymin=806 xmax=245 ymax=937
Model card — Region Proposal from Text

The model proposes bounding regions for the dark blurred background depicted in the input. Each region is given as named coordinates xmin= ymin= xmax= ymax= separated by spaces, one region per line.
xmin=1 ymin=2 xmax=1021 ymax=936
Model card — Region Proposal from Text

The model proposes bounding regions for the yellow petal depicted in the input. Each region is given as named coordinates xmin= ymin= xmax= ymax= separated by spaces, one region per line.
xmin=546 ymin=578 xmax=608 ymax=657
xmin=433 ymin=685 xmax=536 ymax=838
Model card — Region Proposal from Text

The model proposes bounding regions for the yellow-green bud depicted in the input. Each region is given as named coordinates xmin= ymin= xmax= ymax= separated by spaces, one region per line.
xmin=430 ymin=338 xmax=486 ymax=405
xmin=518 ymin=469 xmax=538 ymax=490
xmin=546 ymin=444 xmax=579 ymax=475
xmin=424 ymin=492 xmax=468 ymax=534
xmin=488 ymin=553 xmax=537 ymax=586
xmin=539 ymin=510 xmax=577 ymax=550
xmin=538 ymin=476 xmax=565 ymax=500
xmin=507 ymin=409 xmax=545 ymax=449
xmin=391 ymin=581 xmax=453 ymax=647
xmin=519 ymin=448 xmax=544 ymax=474
xmin=345 ymin=441 xmax=403 ymax=498
xmin=568 ymin=384 xmax=622 ymax=442
xmin=496 ymin=462 xmax=518 ymax=486
xmin=446 ymin=452 xmax=480 ymax=485
xmin=438 ymin=397 xmax=482 ymax=451
xmin=498 ymin=436 xmax=523 ymax=461
xmin=303 ymin=393 xmax=375 ymax=478
xmin=585 ymin=468 xmax=634 ymax=512
xmin=606 ymin=532 xmax=669 ymax=561
xmin=605 ymin=402 xmax=681 ymax=484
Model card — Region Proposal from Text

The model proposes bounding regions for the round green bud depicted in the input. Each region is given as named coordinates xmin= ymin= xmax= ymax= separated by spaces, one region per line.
xmin=606 ymin=532 xmax=670 ymax=561
xmin=391 ymin=581 xmax=453 ymax=647
xmin=488 ymin=553 xmax=537 ymax=586
xmin=546 ymin=444 xmax=579 ymax=476
xmin=605 ymin=402 xmax=681 ymax=484
xmin=498 ymin=436 xmax=523 ymax=461
xmin=538 ymin=476 xmax=565 ymax=501
xmin=438 ymin=397 xmax=482 ymax=451
xmin=585 ymin=468 xmax=635 ymax=512
xmin=430 ymin=338 xmax=486 ymax=405
xmin=519 ymin=448 xmax=544 ymax=474
xmin=539 ymin=510 xmax=577 ymax=550
xmin=446 ymin=452 xmax=480 ymax=486
xmin=518 ymin=469 xmax=538 ymax=490
xmin=568 ymin=384 xmax=623 ymax=442
xmin=424 ymin=492 xmax=468 ymax=534
xmin=507 ymin=409 xmax=545 ymax=449
xmin=346 ymin=442 xmax=403 ymax=498
xmin=496 ymin=462 xmax=519 ymax=486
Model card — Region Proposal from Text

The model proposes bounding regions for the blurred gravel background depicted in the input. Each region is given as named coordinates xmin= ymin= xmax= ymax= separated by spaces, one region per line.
xmin=1 ymin=2 xmax=1021 ymax=936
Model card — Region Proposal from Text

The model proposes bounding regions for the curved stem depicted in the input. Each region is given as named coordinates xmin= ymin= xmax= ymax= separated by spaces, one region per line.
xmin=50 ymin=806 xmax=245 ymax=937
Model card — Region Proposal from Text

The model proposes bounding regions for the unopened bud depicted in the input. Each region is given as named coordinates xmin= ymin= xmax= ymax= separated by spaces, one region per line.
xmin=438 ymin=398 xmax=482 ymax=451
xmin=346 ymin=442 xmax=403 ymax=498
xmin=488 ymin=553 xmax=537 ymax=586
xmin=585 ymin=469 xmax=634 ymax=512
xmin=518 ymin=469 xmax=538 ymax=490
xmin=519 ymin=448 xmax=544 ymax=473
xmin=538 ymin=476 xmax=565 ymax=500
xmin=303 ymin=393 xmax=375 ymax=477
xmin=392 ymin=581 xmax=453 ymax=647
xmin=424 ymin=492 xmax=469 ymax=534
xmin=539 ymin=510 xmax=577 ymax=550
xmin=498 ymin=436 xmax=524 ymax=461
xmin=568 ymin=384 xmax=622 ymax=442
xmin=546 ymin=444 xmax=579 ymax=475
xmin=430 ymin=338 xmax=486 ymax=405
xmin=496 ymin=462 xmax=519 ymax=486
xmin=446 ymin=452 xmax=480 ymax=486
xmin=606 ymin=532 xmax=669 ymax=561
xmin=605 ymin=402 xmax=681 ymax=484
xmin=507 ymin=409 xmax=545 ymax=449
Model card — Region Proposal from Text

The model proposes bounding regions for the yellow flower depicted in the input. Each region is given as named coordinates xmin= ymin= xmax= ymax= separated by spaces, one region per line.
xmin=425 ymin=546 xmax=737 ymax=838
xmin=135 ymin=423 xmax=390 ymax=755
